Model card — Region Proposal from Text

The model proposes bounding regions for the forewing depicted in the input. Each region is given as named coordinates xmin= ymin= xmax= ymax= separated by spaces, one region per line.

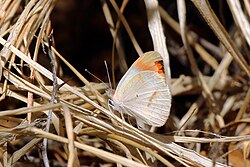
xmin=115 ymin=51 xmax=163 ymax=92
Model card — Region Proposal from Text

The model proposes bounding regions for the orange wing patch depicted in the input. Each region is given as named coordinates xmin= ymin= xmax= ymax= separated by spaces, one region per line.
xmin=154 ymin=60 xmax=165 ymax=74
xmin=135 ymin=59 xmax=153 ymax=71
xmin=136 ymin=59 xmax=165 ymax=74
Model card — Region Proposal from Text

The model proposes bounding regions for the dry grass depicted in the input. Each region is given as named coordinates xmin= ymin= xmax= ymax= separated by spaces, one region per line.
xmin=0 ymin=0 xmax=250 ymax=166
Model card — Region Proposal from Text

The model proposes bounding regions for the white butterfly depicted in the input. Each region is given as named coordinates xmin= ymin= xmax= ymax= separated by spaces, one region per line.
xmin=107 ymin=51 xmax=171 ymax=128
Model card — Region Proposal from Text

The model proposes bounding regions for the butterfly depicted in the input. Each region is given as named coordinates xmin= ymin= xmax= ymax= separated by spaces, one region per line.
xmin=107 ymin=51 xmax=171 ymax=128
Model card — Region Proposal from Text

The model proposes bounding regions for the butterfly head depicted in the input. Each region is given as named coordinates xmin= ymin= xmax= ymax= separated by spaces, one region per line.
xmin=106 ymin=88 xmax=125 ymax=112
xmin=106 ymin=88 xmax=115 ymax=99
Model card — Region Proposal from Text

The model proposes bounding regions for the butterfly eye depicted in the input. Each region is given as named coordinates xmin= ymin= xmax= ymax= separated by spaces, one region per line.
xmin=108 ymin=99 xmax=114 ymax=106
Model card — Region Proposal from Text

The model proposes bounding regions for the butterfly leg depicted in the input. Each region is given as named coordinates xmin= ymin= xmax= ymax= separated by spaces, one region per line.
xmin=120 ymin=110 xmax=126 ymax=131
xmin=136 ymin=118 xmax=151 ymax=131
xmin=107 ymin=100 xmax=119 ymax=126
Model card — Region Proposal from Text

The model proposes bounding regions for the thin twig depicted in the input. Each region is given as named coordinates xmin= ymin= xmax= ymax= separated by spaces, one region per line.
xmin=42 ymin=32 xmax=58 ymax=167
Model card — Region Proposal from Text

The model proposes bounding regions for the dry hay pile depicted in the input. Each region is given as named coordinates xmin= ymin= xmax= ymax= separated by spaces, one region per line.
xmin=0 ymin=1 xmax=249 ymax=167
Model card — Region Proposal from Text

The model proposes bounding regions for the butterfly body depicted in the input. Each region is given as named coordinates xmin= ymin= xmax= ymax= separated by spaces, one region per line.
xmin=108 ymin=51 xmax=171 ymax=127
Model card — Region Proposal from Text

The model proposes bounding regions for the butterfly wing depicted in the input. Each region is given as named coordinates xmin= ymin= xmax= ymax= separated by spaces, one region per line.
xmin=112 ymin=51 xmax=171 ymax=127
xmin=115 ymin=51 xmax=164 ymax=91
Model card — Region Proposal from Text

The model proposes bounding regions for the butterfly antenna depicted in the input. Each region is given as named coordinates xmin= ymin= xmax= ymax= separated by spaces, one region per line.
xmin=85 ymin=69 xmax=107 ymax=86
xmin=104 ymin=60 xmax=112 ymax=89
